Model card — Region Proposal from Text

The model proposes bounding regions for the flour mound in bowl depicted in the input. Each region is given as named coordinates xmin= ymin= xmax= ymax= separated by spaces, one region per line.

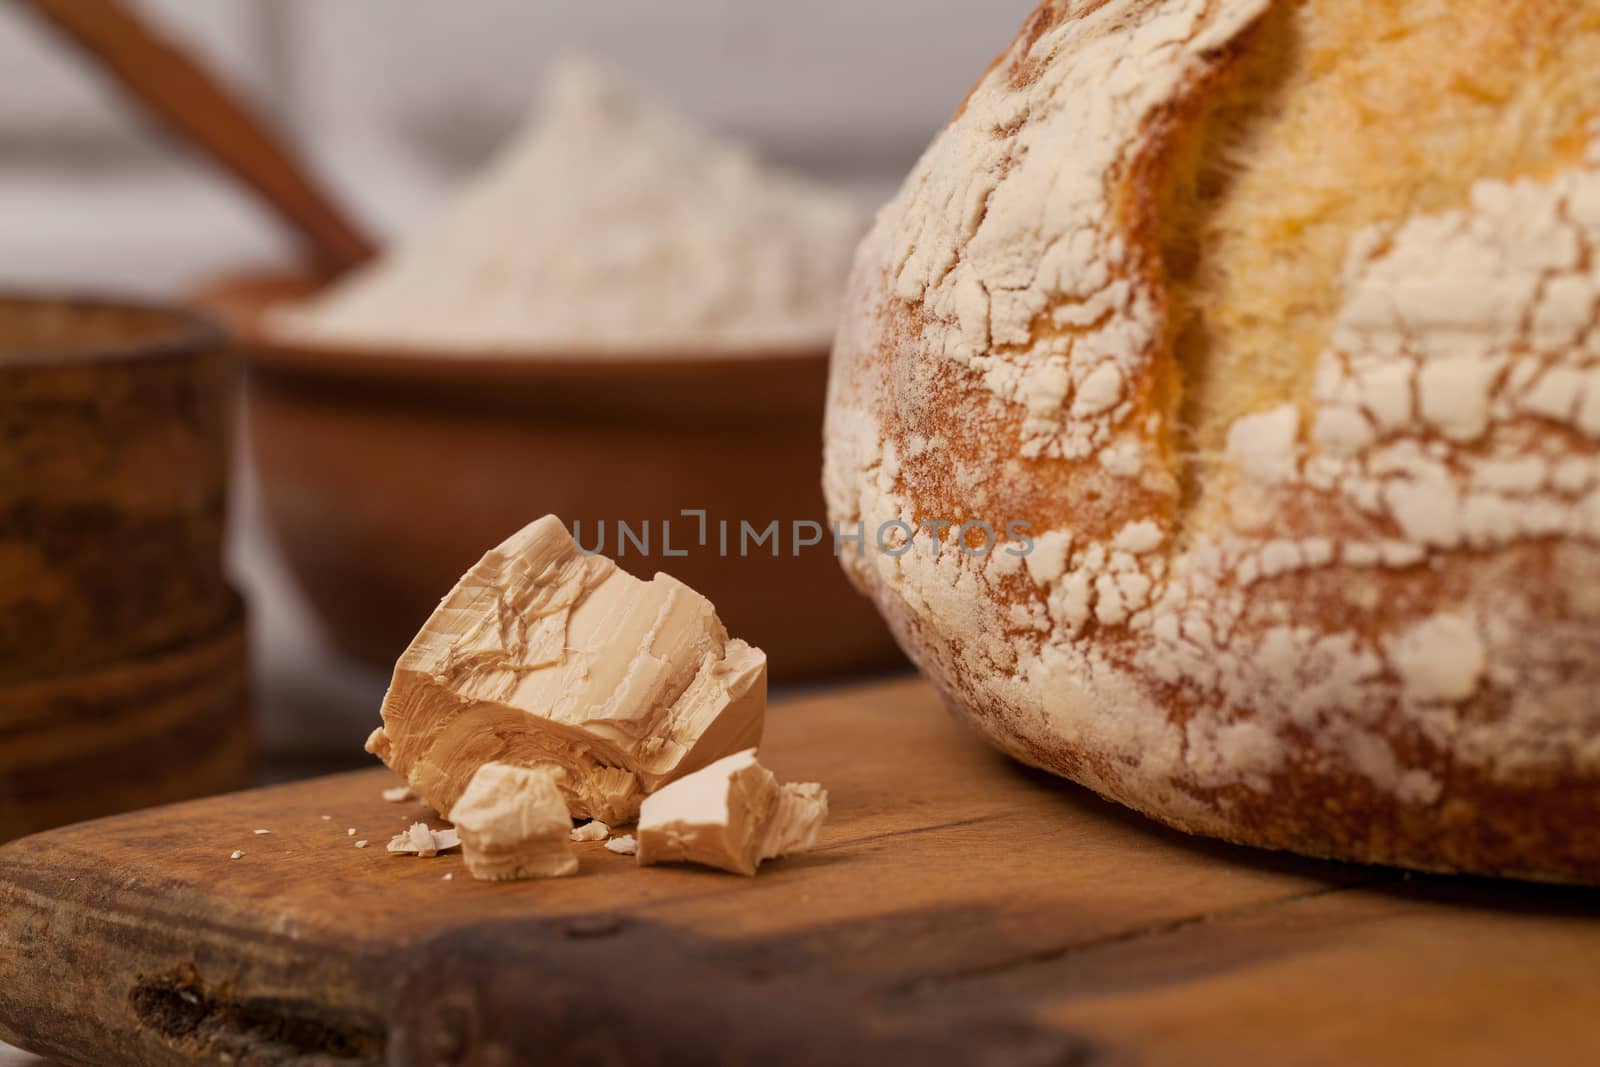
xmin=274 ymin=57 xmax=868 ymax=356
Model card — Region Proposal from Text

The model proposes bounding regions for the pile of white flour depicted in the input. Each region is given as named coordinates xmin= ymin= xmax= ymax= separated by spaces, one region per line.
xmin=275 ymin=59 xmax=867 ymax=354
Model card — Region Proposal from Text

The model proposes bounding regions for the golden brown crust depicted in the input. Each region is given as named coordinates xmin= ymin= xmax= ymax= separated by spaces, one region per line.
xmin=825 ymin=0 xmax=1600 ymax=883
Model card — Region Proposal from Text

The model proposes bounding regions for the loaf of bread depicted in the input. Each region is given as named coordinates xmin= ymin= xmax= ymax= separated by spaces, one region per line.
xmin=824 ymin=0 xmax=1600 ymax=882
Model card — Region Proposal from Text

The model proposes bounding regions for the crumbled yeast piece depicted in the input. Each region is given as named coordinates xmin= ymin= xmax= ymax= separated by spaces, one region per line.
xmin=448 ymin=762 xmax=578 ymax=881
xmin=570 ymin=820 xmax=610 ymax=843
xmin=365 ymin=515 xmax=767 ymax=825
xmin=605 ymin=835 xmax=638 ymax=856
xmin=382 ymin=785 xmax=415 ymax=803
xmin=229 ymin=850 xmax=244 ymax=860
xmin=636 ymin=749 xmax=827 ymax=876
xmin=387 ymin=822 xmax=461 ymax=857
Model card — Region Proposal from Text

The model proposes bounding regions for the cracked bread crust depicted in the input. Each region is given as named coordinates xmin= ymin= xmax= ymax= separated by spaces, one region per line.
xmin=823 ymin=0 xmax=1600 ymax=882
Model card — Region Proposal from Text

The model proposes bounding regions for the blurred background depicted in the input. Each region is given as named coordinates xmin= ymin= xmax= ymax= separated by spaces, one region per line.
xmin=1 ymin=0 xmax=1037 ymax=290
xmin=0 ymin=0 xmax=1034 ymax=804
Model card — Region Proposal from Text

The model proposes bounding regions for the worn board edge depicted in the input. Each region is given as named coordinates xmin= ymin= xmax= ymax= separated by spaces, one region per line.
xmin=2 ymin=677 xmax=1597 ymax=1067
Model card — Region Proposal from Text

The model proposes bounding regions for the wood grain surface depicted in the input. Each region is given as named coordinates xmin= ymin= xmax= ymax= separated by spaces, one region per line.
xmin=0 ymin=294 xmax=250 ymax=843
xmin=0 ymin=605 xmax=252 ymax=846
xmin=0 ymin=678 xmax=1595 ymax=1066
xmin=0 ymin=295 xmax=235 ymax=685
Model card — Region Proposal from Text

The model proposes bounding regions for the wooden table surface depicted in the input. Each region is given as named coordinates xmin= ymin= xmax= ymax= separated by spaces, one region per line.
xmin=1 ymin=677 xmax=1596 ymax=1066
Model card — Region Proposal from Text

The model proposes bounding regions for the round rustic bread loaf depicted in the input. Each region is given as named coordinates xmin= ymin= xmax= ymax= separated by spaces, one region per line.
xmin=823 ymin=0 xmax=1600 ymax=882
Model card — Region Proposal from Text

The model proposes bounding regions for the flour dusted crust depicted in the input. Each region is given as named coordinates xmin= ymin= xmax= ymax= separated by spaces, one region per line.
xmin=824 ymin=0 xmax=1600 ymax=882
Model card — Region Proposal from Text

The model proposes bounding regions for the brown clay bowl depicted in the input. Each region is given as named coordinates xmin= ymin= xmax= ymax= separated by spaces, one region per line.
xmin=198 ymin=273 xmax=902 ymax=680
xmin=0 ymin=293 xmax=236 ymax=684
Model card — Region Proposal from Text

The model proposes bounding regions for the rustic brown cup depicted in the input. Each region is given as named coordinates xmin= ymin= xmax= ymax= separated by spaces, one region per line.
xmin=0 ymin=598 xmax=251 ymax=843
xmin=198 ymin=272 xmax=904 ymax=681
xmin=0 ymin=293 xmax=250 ymax=839
xmin=0 ymin=294 xmax=236 ymax=684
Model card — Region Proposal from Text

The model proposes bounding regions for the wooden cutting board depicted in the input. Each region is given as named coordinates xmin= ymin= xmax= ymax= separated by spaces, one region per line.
xmin=1 ymin=677 xmax=1596 ymax=1066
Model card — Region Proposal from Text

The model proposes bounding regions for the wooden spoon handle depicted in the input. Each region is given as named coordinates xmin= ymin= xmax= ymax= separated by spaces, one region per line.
xmin=15 ymin=0 xmax=376 ymax=276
